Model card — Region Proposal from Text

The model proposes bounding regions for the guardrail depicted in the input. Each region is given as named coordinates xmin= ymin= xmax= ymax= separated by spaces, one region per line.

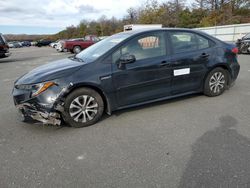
xmin=195 ymin=23 xmax=250 ymax=42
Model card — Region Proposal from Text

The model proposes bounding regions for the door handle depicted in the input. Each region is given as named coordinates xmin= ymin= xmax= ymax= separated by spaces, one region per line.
xmin=200 ymin=53 xmax=209 ymax=58
xmin=172 ymin=61 xmax=182 ymax=65
xmin=160 ymin=61 xmax=170 ymax=67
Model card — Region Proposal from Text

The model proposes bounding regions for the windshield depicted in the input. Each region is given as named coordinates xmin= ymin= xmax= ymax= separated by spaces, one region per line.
xmin=76 ymin=33 xmax=131 ymax=62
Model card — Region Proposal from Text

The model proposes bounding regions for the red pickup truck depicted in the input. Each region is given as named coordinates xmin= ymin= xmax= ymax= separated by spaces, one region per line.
xmin=63 ymin=35 xmax=100 ymax=54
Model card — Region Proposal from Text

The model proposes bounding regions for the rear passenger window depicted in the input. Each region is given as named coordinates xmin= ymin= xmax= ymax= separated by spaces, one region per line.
xmin=196 ymin=35 xmax=210 ymax=49
xmin=170 ymin=32 xmax=197 ymax=54
xmin=169 ymin=31 xmax=211 ymax=54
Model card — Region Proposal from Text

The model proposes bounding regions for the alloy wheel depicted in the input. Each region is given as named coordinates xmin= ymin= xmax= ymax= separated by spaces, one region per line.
xmin=209 ymin=72 xmax=226 ymax=94
xmin=69 ymin=95 xmax=98 ymax=123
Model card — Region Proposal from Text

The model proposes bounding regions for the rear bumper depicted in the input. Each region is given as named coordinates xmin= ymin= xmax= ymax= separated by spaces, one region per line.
xmin=230 ymin=63 xmax=240 ymax=82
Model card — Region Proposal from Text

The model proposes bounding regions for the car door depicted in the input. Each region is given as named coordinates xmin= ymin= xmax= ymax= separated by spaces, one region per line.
xmin=168 ymin=31 xmax=215 ymax=95
xmin=111 ymin=31 xmax=172 ymax=107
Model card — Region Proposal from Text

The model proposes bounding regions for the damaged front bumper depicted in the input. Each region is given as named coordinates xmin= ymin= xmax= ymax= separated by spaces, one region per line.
xmin=13 ymin=82 xmax=73 ymax=126
xmin=16 ymin=103 xmax=61 ymax=125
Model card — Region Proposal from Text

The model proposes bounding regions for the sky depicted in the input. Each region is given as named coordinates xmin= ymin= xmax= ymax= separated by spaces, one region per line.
xmin=0 ymin=0 xmax=194 ymax=35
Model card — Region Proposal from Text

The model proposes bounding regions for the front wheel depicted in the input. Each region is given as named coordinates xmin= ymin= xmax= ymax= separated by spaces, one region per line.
xmin=204 ymin=67 xmax=229 ymax=97
xmin=62 ymin=88 xmax=104 ymax=128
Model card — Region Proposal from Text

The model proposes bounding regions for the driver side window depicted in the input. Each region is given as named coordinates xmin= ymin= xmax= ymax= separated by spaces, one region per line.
xmin=112 ymin=32 xmax=166 ymax=63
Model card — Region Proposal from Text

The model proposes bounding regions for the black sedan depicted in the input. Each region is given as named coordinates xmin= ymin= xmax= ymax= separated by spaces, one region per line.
xmin=36 ymin=39 xmax=52 ymax=47
xmin=13 ymin=28 xmax=240 ymax=127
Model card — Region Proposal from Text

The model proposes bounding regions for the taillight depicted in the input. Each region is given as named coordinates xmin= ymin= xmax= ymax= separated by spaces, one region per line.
xmin=231 ymin=47 xmax=238 ymax=54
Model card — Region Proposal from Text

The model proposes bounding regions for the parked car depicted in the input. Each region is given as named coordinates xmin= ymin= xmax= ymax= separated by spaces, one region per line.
xmin=36 ymin=39 xmax=52 ymax=47
xmin=63 ymin=35 xmax=100 ymax=54
xmin=8 ymin=41 xmax=22 ymax=48
xmin=12 ymin=28 xmax=240 ymax=127
xmin=0 ymin=34 xmax=11 ymax=58
xmin=236 ymin=33 xmax=250 ymax=54
xmin=50 ymin=40 xmax=60 ymax=48
xmin=31 ymin=41 xmax=37 ymax=46
xmin=21 ymin=41 xmax=31 ymax=47
xmin=7 ymin=42 xmax=15 ymax=48
xmin=56 ymin=39 xmax=84 ymax=52
xmin=56 ymin=40 xmax=66 ymax=52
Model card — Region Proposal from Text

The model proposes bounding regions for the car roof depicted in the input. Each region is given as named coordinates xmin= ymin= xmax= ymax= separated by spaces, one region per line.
xmin=123 ymin=28 xmax=198 ymax=34
xmin=118 ymin=27 xmax=219 ymax=42
xmin=118 ymin=28 xmax=212 ymax=38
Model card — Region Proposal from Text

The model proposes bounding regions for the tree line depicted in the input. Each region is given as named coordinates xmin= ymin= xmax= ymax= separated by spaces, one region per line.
xmin=6 ymin=0 xmax=249 ymax=41
xmin=54 ymin=0 xmax=250 ymax=40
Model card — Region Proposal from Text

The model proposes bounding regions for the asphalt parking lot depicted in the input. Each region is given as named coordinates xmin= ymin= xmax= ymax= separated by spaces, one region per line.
xmin=0 ymin=47 xmax=250 ymax=188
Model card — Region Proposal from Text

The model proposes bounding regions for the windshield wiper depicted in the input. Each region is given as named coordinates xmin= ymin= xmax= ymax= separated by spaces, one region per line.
xmin=68 ymin=56 xmax=84 ymax=62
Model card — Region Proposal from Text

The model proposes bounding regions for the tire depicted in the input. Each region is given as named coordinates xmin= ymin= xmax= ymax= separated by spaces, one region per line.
xmin=204 ymin=67 xmax=229 ymax=97
xmin=62 ymin=88 xmax=104 ymax=128
xmin=73 ymin=46 xmax=82 ymax=54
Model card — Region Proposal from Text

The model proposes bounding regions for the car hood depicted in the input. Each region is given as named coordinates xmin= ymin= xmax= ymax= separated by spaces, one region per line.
xmin=15 ymin=58 xmax=84 ymax=85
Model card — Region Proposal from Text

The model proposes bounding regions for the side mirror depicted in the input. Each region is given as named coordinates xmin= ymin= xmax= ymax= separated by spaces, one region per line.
xmin=119 ymin=54 xmax=136 ymax=64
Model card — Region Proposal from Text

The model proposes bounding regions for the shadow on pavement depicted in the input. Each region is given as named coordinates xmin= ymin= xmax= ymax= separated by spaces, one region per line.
xmin=0 ymin=56 xmax=38 ymax=63
xmin=179 ymin=115 xmax=250 ymax=188
xmin=113 ymin=93 xmax=201 ymax=116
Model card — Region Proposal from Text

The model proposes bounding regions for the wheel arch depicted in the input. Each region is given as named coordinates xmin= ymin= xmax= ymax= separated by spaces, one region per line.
xmin=63 ymin=83 xmax=111 ymax=115
xmin=73 ymin=45 xmax=81 ymax=50
xmin=204 ymin=64 xmax=232 ymax=87
xmin=73 ymin=45 xmax=81 ymax=48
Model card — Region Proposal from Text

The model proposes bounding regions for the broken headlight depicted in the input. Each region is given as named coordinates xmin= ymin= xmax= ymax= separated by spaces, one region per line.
xmin=15 ymin=81 xmax=56 ymax=97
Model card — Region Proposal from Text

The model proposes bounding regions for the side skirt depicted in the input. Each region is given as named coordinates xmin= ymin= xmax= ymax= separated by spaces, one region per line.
xmin=115 ymin=91 xmax=201 ymax=112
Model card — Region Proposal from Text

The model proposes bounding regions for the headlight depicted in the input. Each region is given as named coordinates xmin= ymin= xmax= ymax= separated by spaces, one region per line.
xmin=15 ymin=81 xmax=56 ymax=97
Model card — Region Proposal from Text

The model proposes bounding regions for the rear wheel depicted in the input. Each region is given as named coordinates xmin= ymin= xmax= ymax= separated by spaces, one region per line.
xmin=62 ymin=88 xmax=104 ymax=128
xmin=204 ymin=67 xmax=229 ymax=97
xmin=73 ymin=46 xmax=82 ymax=54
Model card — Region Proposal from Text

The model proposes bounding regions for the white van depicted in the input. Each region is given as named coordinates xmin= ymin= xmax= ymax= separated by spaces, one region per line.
xmin=124 ymin=24 xmax=162 ymax=32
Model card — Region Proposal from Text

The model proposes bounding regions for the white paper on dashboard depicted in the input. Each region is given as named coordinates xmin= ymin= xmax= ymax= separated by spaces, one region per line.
xmin=174 ymin=68 xmax=190 ymax=76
